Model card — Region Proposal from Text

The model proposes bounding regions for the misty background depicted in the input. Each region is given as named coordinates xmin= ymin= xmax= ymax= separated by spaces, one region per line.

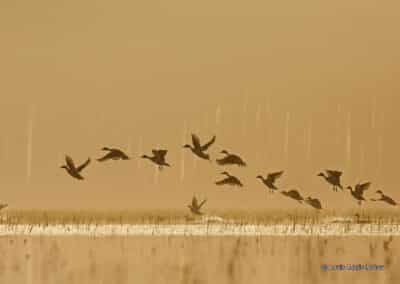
xmin=0 ymin=0 xmax=399 ymax=210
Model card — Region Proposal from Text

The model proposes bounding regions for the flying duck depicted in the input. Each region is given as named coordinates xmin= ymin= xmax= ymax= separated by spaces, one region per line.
xmin=305 ymin=197 xmax=323 ymax=210
xmin=216 ymin=150 xmax=246 ymax=167
xmin=347 ymin=182 xmax=371 ymax=205
xmin=215 ymin=171 xmax=243 ymax=187
xmin=256 ymin=171 xmax=284 ymax=193
xmin=141 ymin=149 xmax=171 ymax=170
xmin=318 ymin=170 xmax=344 ymax=192
xmin=370 ymin=190 xmax=397 ymax=206
xmin=281 ymin=190 xmax=304 ymax=203
xmin=97 ymin=147 xmax=130 ymax=162
xmin=60 ymin=155 xmax=91 ymax=180
xmin=188 ymin=196 xmax=207 ymax=215
xmin=183 ymin=134 xmax=216 ymax=161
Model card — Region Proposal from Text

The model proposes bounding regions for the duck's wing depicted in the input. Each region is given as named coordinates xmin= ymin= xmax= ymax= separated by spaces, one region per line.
xmin=191 ymin=134 xmax=202 ymax=150
xmin=198 ymin=199 xmax=207 ymax=209
xmin=326 ymin=170 xmax=342 ymax=178
xmin=65 ymin=155 xmax=76 ymax=170
xmin=355 ymin=182 xmax=371 ymax=195
xmin=77 ymin=158 xmax=91 ymax=172
xmin=267 ymin=171 xmax=284 ymax=182
xmin=201 ymin=135 xmax=216 ymax=151
xmin=216 ymin=155 xmax=234 ymax=165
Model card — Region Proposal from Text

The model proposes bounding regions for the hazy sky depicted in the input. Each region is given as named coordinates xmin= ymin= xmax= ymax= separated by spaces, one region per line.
xmin=0 ymin=1 xmax=399 ymax=210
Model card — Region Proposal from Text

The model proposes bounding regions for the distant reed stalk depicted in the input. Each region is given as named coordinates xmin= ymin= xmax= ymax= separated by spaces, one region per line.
xmin=26 ymin=104 xmax=36 ymax=184
xmin=180 ymin=120 xmax=188 ymax=182
xmin=137 ymin=136 xmax=143 ymax=169
xmin=242 ymin=94 xmax=248 ymax=137
xmin=345 ymin=111 xmax=352 ymax=170
xmin=284 ymin=112 xmax=290 ymax=167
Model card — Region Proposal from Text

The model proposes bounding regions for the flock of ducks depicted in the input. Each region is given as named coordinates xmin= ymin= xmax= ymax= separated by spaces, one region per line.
xmin=57 ymin=133 xmax=398 ymax=216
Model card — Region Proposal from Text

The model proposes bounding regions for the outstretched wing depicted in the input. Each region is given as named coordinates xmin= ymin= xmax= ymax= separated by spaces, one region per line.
xmin=198 ymin=199 xmax=207 ymax=209
xmin=326 ymin=170 xmax=342 ymax=178
xmin=77 ymin=158 xmax=91 ymax=172
xmin=355 ymin=182 xmax=371 ymax=195
xmin=201 ymin=135 xmax=216 ymax=151
xmin=191 ymin=134 xmax=202 ymax=150
xmin=65 ymin=155 xmax=76 ymax=170
xmin=268 ymin=171 xmax=284 ymax=182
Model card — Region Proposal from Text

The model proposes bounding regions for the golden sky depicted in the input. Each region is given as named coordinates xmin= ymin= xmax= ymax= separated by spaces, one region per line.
xmin=0 ymin=0 xmax=399 ymax=210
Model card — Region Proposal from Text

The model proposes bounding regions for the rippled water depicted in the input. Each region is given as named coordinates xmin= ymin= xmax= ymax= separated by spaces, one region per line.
xmin=1 ymin=223 xmax=399 ymax=236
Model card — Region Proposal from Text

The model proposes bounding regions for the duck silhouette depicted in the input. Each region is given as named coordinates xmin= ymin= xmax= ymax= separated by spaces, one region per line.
xmin=183 ymin=134 xmax=216 ymax=161
xmin=188 ymin=196 xmax=207 ymax=215
xmin=216 ymin=150 xmax=246 ymax=167
xmin=141 ymin=149 xmax=171 ymax=170
xmin=347 ymin=182 xmax=371 ymax=205
xmin=256 ymin=171 xmax=284 ymax=193
xmin=318 ymin=170 xmax=343 ymax=192
xmin=215 ymin=171 xmax=243 ymax=187
xmin=97 ymin=147 xmax=130 ymax=162
xmin=370 ymin=190 xmax=397 ymax=206
xmin=60 ymin=155 xmax=91 ymax=180
xmin=305 ymin=197 xmax=323 ymax=210
xmin=281 ymin=189 xmax=304 ymax=203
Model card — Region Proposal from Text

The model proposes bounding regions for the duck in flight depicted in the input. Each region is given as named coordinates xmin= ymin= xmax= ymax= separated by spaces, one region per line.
xmin=281 ymin=189 xmax=304 ymax=203
xmin=304 ymin=197 xmax=323 ymax=210
xmin=318 ymin=170 xmax=344 ymax=192
xmin=60 ymin=155 xmax=91 ymax=180
xmin=256 ymin=171 xmax=284 ymax=193
xmin=188 ymin=196 xmax=207 ymax=216
xmin=97 ymin=147 xmax=130 ymax=162
xmin=215 ymin=171 xmax=243 ymax=187
xmin=347 ymin=182 xmax=371 ymax=205
xmin=183 ymin=134 xmax=216 ymax=161
xmin=370 ymin=190 xmax=397 ymax=206
xmin=216 ymin=150 xmax=246 ymax=167
xmin=141 ymin=149 xmax=171 ymax=170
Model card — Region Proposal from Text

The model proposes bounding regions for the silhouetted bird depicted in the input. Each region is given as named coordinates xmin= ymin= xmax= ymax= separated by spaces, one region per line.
xmin=215 ymin=171 xmax=243 ymax=187
xmin=318 ymin=170 xmax=343 ymax=192
xmin=371 ymin=190 xmax=397 ymax=206
xmin=141 ymin=150 xmax=171 ymax=170
xmin=216 ymin=150 xmax=246 ymax=167
xmin=0 ymin=204 xmax=8 ymax=211
xmin=281 ymin=190 xmax=304 ymax=203
xmin=305 ymin=197 xmax=323 ymax=210
xmin=256 ymin=171 xmax=284 ymax=193
xmin=188 ymin=196 xmax=207 ymax=215
xmin=183 ymin=134 xmax=216 ymax=161
xmin=60 ymin=155 xmax=91 ymax=180
xmin=97 ymin=147 xmax=130 ymax=162
xmin=347 ymin=182 xmax=371 ymax=205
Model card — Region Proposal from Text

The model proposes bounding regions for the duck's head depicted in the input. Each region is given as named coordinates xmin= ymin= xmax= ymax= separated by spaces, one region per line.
xmin=183 ymin=144 xmax=191 ymax=149
xmin=221 ymin=171 xmax=229 ymax=176
xmin=164 ymin=162 xmax=171 ymax=167
xmin=60 ymin=165 xmax=68 ymax=169
xmin=317 ymin=172 xmax=325 ymax=177
xmin=346 ymin=186 xmax=352 ymax=191
xmin=256 ymin=175 xmax=263 ymax=179
xmin=141 ymin=155 xmax=149 ymax=159
xmin=376 ymin=190 xmax=383 ymax=195
xmin=220 ymin=150 xmax=229 ymax=155
xmin=101 ymin=147 xmax=111 ymax=151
